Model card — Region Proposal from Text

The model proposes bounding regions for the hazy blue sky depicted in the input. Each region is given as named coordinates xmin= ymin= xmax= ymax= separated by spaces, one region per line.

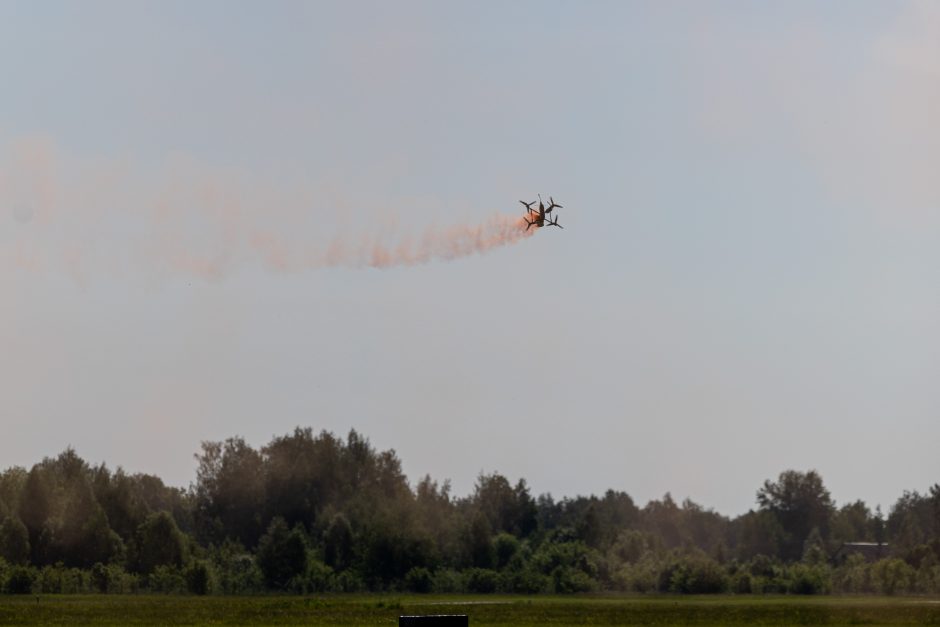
xmin=2 ymin=1 xmax=937 ymax=515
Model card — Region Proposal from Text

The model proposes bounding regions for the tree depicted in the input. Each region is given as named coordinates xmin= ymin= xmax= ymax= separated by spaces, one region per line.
xmin=494 ymin=532 xmax=521 ymax=570
xmin=757 ymin=470 xmax=834 ymax=561
xmin=642 ymin=493 xmax=685 ymax=548
xmin=18 ymin=465 xmax=51 ymax=564
xmin=472 ymin=473 xmax=537 ymax=537
xmin=831 ymin=500 xmax=874 ymax=545
xmin=0 ymin=516 xmax=30 ymax=565
xmin=262 ymin=428 xmax=337 ymax=532
xmin=136 ymin=511 xmax=186 ymax=574
xmin=193 ymin=438 xmax=265 ymax=548
xmin=255 ymin=517 xmax=308 ymax=590
xmin=185 ymin=560 xmax=212 ymax=595
xmin=734 ymin=509 xmax=786 ymax=560
xmin=463 ymin=511 xmax=495 ymax=569
xmin=90 ymin=562 xmax=111 ymax=593
xmin=56 ymin=479 xmax=125 ymax=568
xmin=323 ymin=513 xmax=354 ymax=571
xmin=415 ymin=475 xmax=459 ymax=559
xmin=0 ymin=467 xmax=27 ymax=519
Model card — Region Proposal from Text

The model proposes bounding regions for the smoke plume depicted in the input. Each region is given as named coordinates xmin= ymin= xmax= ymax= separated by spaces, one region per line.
xmin=1 ymin=138 xmax=535 ymax=281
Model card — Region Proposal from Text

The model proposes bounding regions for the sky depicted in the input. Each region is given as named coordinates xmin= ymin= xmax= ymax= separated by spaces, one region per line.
xmin=1 ymin=1 xmax=937 ymax=516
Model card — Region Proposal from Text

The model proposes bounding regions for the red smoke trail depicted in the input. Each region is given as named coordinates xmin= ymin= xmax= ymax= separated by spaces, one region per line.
xmin=346 ymin=214 xmax=535 ymax=268
xmin=2 ymin=138 xmax=537 ymax=279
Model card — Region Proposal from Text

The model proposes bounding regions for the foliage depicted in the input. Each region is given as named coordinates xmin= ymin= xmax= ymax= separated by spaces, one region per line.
xmin=136 ymin=511 xmax=186 ymax=574
xmin=184 ymin=560 xmax=213 ymax=595
xmin=150 ymin=565 xmax=186 ymax=594
xmin=464 ymin=567 xmax=499 ymax=593
xmin=255 ymin=518 xmax=308 ymax=590
xmin=0 ymin=515 xmax=30 ymax=564
xmin=404 ymin=566 xmax=432 ymax=593
xmin=757 ymin=470 xmax=834 ymax=562
xmin=2 ymin=429 xmax=940 ymax=596
xmin=4 ymin=564 xmax=37 ymax=594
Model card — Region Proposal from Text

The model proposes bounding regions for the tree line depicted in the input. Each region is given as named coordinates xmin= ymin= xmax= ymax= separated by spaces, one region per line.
xmin=0 ymin=427 xmax=938 ymax=595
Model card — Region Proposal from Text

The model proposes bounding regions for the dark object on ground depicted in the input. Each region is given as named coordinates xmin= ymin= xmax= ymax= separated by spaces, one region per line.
xmin=399 ymin=615 xmax=469 ymax=626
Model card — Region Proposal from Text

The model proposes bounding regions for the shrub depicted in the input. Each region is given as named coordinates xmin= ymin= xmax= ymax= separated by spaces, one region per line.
xmin=732 ymin=571 xmax=753 ymax=594
xmin=405 ymin=566 xmax=433 ymax=593
xmin=493 ymin=533 xmax=520 ymax=570
xmin=4 ymin=565 xmax=37 ymax=594
xmin=833 ymin=553 xmax=872 ymax=593
xmin=668 ymin=556 xmax=728 ymax=594
xmin=431 ymin=569 xmax=464 ymax=593
xmin=91 ymin=562 xmax=111 ymax=593
xmin=614 ymin=558 xmax=659 ymax=593
xmin=787 ymin=563 xmax=831 ymax=595
xmin=208 ymin=542 xmax=264 ymax=595
xmin=872 ymin=558 xmax=915 ymax=596
xmin=150 ymin=565 xmax=185 ymax=594
xmin=306 ymin=559 xmax=336 ymax=593
xmin=609 ymin=530 xmax=653 ymax=565
xmin=465 ymin=568 xmax=499 ymax=593
xmin=551 ymin=566 xmax=596 ymax=593
xmin=185 ymin=560 xmax=212 ymax=595
xmin=334 ymin=570 xmax=365 ymax=593
xmin=500 ymin=568 xmax=548 ymax=594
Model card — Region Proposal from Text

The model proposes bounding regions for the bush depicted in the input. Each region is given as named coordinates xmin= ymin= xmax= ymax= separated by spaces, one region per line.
xmin=36 ymin=564 xmax=89 ymax=594
xmin=37 ymin=565 xmax=63 ymax=594
xmin=915 ymin=553 xmax=940 ymax=594
xmin=551 ymin=566 xmax=596 ymax=593
xmin=787 ymin=563 xmax=831 ymax=595
xmin=832 ymin=553 xmax=872 ymax=594
xmin=91 ymin=562 xmax=111 ymax=593
xmin=614 ymin=558 xmax=659 ymax=593
xmin=668 ymin=557 xmax=728 ymax=594
xmin=185 ymin=560 xmax=212 ymax=595
xmin=150 ymin=565 xmax=185 ymax=594
xmin=405 ymin=566 xmax=433 ymax=593
xmin=431 ymin=569 xmax=464 ymax=593
xmin=500 ymin=568 xmax=548 ymax=594
xmin=732 ymin=571 xmax=753 ymax=594
xmin=609 ymin=530 xmax=653 ymax=565
xmin=751 ymin=575 xmax=786 ymax=594
xmin=465 ymin=568 xmax=499 ymax=593
xmin=334 ymin=570 xmax=365 ymax=593
xmin=208 ymin=542 xmax=264 ymax=595
xmin=4 ymin=565 xmax=37 ymax=594
xmin=305 ymin=559 xmax=336 ymax=593
xmin=493 ymin=533 xmax=520 ymax=570
xmin=872 ymin=558 xmax=915 ymax=596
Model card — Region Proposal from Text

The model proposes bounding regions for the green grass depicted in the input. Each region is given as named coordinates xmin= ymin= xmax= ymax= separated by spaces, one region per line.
xmin=1 ymin=594 xmax=939 ymax=626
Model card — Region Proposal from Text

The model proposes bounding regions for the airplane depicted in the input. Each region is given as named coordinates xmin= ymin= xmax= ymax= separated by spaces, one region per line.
xmin=523 ymin=194 xmax=564 ymax=230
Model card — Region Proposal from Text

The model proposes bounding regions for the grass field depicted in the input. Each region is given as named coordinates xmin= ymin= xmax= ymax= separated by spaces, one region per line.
xmin=2 ymin=595 xmax=940 ymax=626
